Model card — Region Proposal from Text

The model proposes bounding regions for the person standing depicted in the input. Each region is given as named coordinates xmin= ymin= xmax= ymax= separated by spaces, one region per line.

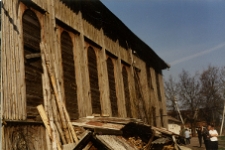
xmin=196 ymin=126 xmax=203 ymax=147
xmin=184 ymin=129 xmax=191 ymax=145
xmin=209 ymin=125 xmax=218 ymax=150
xmin=202 ymin=125 xmax=211 ymax=150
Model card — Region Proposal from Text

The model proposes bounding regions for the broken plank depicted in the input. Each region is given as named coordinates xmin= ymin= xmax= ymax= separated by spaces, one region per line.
xmin=37 ymin=104 xmax=62 ymax=150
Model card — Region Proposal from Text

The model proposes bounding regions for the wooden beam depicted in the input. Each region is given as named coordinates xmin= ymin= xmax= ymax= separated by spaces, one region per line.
xmin=62 ymin=131 xmax=92 ymax=150
xmin=94 ymin=128 xmax=123 ymax=135
xmin=73 ymin=131 xmax=92 ymax=150
xmin=25 ymin=53 xmax=41 ymax=59
xmin=37 ymin=104 xmax=62 ymax=150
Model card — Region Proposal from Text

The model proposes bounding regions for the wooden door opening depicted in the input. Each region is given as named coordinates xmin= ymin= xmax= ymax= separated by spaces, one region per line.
xmin=107 ymin=57 xmax=118 ymax=117
xmin=87 ymin=46 xmax=101 ymax=114
xmin=122 ymin=66 xmax=132 ymax=118
xmin=23 ymin=9 xmax=43 ymax=119
xmin=61 ymin=31 xmax=78 ymax=120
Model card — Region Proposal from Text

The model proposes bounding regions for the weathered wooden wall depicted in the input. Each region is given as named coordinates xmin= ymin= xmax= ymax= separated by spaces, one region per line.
xmin=1 ymin=0 xmax=26 ymax=120
xmin=2 ymin=125 xmax=47 ymax=150
xmin=1 ymin=0 xmax=168 ymax=134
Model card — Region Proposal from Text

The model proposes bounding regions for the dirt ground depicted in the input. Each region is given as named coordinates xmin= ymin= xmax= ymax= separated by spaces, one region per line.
xmin=185 ymin=137 xmax=206 ymax=150
xmin=184 ymin=137 xmax=225 ymax=150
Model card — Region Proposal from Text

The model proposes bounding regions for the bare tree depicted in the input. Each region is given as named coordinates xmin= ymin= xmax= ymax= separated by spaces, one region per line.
xmin=178 ymin=70 xmax=201 ymax=132
xmin=219 ymin=66 xmax=225 ymax=134
xmin=219 ymin=66 xmax=225 ymax=97
xmin=178 ymin=70 xmax=201 ymax=112
xmin=200 ymin=65 xmax=224 ymax=125
xmin=165 ymin=75 xmax=179 ymax=111
xmin=165 ymin=65 xmax=225 ymax=130
xmin=164 ymin=75 xmax=181 ymax=120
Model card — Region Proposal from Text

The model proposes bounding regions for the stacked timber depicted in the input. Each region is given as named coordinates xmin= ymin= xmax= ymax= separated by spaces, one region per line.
xmin=37 ymin=43 xmax=78 ymax=150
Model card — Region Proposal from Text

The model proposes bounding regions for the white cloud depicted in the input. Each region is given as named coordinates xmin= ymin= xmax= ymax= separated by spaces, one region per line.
xmin=170 ymin=42 xmax=225 ymax=66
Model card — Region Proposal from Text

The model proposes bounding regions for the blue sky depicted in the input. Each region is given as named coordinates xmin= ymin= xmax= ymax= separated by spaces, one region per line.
xmin=101 ymin=0 xmax=225 ymax=81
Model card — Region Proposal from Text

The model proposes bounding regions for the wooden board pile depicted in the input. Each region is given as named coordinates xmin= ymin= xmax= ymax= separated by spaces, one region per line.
xmin=37 ymin=43 xmax=79 ymax=150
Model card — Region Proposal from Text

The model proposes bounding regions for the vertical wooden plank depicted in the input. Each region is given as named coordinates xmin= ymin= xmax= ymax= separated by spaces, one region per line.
xmin=10 ymin=0 xmax=14 ymax=120
xmin=18 ymin=3 xmax=23 ymax=120
xmin=158 ymin=72 xmax=168 ymax=127
xmin=7 ymin=0 xmax=12 ymax=119
xmin=1 ymin=0 xmax=6 ymax=120
xmin=78 ymin=12 xmax=92 ymax=117
xmin=1 ymin=126 xmax=5 ymax=150
xmin=19 ymin=4 xmax=27 ymax=120
xmin=136 ymin=59 xmax=150 ymax=123
xmin=37 ymin=104 xmax=62 ymax=150
xmin=127 ymin=48 xmax=138 ymax=118
xmin=45 ymin=125 xmax=52 ymax=150
xmin=12 ymin=0 xmax=18 ymax=120
xmin=113 ymin=41 xmax=126 ymax=118
xmin=3 ymin=0 xmax=7 ymax=119
xmin=51 ymin=94 xmax=66 ymax=144
xmin=72 ymin=32 xmax=85 ymax=118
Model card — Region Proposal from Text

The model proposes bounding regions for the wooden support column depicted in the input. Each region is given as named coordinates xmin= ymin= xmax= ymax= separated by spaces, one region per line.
xmin=113 ymin=42 xmax=127 ymax=117
xmin=127 ymin=48 xmax=138 ymax=118
xmin=1 ymin=0 xmax=27 ymax=120
xmin=158 ymin=72 xmax=168 ymax=127
xmin=78 ymin=12 xmax=92 ymax=117
xmin=151 ymin=69 xmax=161 ymax=126
xmin=130 ymin=55 xmax=151 ymax=123
xmin=73 ymin=24 xmax=88 ymax=117
xmin=97 ymin=29 xmax=111 ymax=116
xmin=149 ymin=67 xmax=157 ymax=126
xmin=71 ymin=32 xmax=86 ymax=118
xmin=146 ymin=66 xmax=153 ymax=125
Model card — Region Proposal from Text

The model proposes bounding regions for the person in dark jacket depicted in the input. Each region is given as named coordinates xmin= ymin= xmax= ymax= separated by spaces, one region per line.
xmin=202 ymin=125 xmax=211 ymax=150
xmin=196 ymin=126 xmax=203 ymax=147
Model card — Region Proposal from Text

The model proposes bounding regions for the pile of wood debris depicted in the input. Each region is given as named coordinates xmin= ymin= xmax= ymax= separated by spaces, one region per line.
xmin=69 ymin=117 xmax=191 ymax=150
xmin=40 ymin=116 xmax=190 ymax=150
xmin=37 ymin=52 xmax=191 ymax=150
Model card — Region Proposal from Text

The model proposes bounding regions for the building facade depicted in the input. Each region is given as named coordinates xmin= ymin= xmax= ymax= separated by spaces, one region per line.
xmin=1 ymin=0 xmax=169 ymax=149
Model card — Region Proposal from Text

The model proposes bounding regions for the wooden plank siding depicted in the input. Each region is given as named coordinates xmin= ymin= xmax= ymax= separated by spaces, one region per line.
xmin=2 ymin=125 xmax=47 ymax=150
xmin=1 ymin=0 xmax=28 ymax=120
xmin=1 ymin=2 xmax=169 ymax=148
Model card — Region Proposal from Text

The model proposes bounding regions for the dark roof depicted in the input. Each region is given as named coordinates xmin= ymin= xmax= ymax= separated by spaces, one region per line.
xmin=60 ymin=0 xmax=170 ymax=70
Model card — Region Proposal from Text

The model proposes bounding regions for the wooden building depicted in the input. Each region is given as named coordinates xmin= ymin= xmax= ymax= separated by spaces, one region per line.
xmin=0 ymin=0 xmax=169 ymax=149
